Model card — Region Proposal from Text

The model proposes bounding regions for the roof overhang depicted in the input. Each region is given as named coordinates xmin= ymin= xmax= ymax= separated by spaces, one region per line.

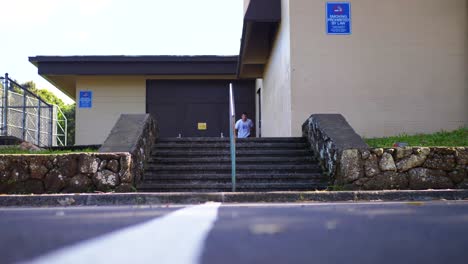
xmin=238 ymin=0 xmax=281 ymax=79
xmin=29 ymin=55 xmax=239 ymax=100
xmin=29 ymin=56 xmax=239 ymax=75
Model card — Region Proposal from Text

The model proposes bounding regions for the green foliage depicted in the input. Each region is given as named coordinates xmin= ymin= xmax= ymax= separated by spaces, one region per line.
xmin=364 ymin=127 xmax=468 ymax=148
xmin=37 ymin=89 xmax=66 ymax=108
xmin=327 ymin=185 xmax=345 ymax=191
xmin=62 ymin=104 xmax=76 ymax=145
xmin=22 ymin=81 xmax=66 ymax=108
xmin=9 ymin=80 xmax=28 ymax=94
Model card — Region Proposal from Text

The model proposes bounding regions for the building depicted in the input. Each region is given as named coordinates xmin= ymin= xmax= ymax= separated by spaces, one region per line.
xmin=30 ymin=0 xmax=468 ymax=145
xmin=29 ymin=56 xmax=256 ymax=144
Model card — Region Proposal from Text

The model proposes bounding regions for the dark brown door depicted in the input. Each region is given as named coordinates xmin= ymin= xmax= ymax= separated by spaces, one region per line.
xmin=146 ymin=80 xmax=255 ymax=137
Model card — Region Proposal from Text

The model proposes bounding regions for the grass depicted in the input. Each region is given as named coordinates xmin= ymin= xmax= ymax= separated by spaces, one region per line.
xmin=327 ymin=185 xmax=346 ymax=191
xmin=0 ymin=147 xmax=97 ymax=155
xmin=364 ymin=127 xmax=467 ymax=148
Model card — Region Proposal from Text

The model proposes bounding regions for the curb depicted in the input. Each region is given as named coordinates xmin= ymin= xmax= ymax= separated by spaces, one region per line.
xmin=1 ymin=190 xmax=468 ymax=207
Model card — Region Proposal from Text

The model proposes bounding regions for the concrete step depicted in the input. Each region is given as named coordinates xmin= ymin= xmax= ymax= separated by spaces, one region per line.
xmin=148 ymin=156 xmax=317 ymax=165
xmin=140 ymin=178 xmax=326 ymax=185
xmin=157 ymin=137 xmax=307 ymax=143
xmin=137 ymin=182 xmax=327 ymax=192
xmin=153 ymin=142 xmax=309 ymax=150
xmin=145 ymin=164 xmax=322 ymax=173
xmin=143 ymin=172 xmax=324 ymax=181
xmin=151 ymin=149 xmax=314 ymax=157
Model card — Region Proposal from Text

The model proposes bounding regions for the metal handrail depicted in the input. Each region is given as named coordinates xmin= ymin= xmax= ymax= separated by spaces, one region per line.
xmin=229 ymin=83 xmax=236 ymax=192
xmin=6 ymin=77 xmax=53 ymax=107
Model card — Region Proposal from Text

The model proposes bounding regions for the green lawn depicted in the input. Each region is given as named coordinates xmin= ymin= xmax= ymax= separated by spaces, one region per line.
xmin=0 ymin=147 xmax=97 ymax=155
xmin=364 ymin=127 xmax=467 ymax=148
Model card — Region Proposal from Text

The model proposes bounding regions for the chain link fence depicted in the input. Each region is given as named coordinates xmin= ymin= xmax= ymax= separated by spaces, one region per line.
xmin=0 ymin=74 xmax=67 ymax=147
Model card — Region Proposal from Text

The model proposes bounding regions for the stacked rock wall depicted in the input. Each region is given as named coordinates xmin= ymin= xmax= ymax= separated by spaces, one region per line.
xmin=339 ymin=147 xmax=467 ymax=190
xmin=0 ymin=114 xmax=158 ymax=194
xmin=0 ymin=153 xmax=135 ymax=194
xmin=99 ymin=114 xmax=158 ymax=185
xmin=302 ymin=114 xmax=369 ymax=179
xmin=303 ymin=114 xmax=468 ymax=190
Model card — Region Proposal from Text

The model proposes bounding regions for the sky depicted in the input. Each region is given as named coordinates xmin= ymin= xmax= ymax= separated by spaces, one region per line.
xmin=0 ymin=0 xmax=244 ymax=105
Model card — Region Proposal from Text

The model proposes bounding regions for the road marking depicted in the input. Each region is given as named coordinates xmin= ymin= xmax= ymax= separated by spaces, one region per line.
xmin=24 ymin=202 xmax=221 ymax=264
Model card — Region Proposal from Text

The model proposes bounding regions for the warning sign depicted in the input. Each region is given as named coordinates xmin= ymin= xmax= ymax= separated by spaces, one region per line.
xmin=326 ymin=2 xmax=351 ymax=35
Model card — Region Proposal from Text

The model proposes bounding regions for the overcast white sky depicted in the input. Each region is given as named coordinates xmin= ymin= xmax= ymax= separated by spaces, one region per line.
xmin=0 ymin=0 xmax=244 ymax=104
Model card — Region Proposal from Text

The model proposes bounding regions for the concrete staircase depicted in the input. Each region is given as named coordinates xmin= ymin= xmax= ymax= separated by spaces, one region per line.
xmin=137 ymin=137 xmax=328 ymax=192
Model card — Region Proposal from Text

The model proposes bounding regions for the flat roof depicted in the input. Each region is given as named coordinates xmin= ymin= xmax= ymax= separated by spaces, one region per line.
xmin=29 ymin=55 xmax=238 ymax=64
xmin=29 ymin=55 xmax=239 ymax=76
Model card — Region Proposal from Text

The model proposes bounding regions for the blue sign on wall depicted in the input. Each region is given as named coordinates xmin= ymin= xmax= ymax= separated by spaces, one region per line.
xmin=326 ymin=2 xmax=351 ymax=35
xmin=79 ymin=90 xmax=93 ymax=108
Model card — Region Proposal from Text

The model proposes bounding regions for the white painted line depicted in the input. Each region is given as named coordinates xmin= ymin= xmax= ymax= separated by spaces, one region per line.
xmin=24 ymin=202 xmax=221 ymax=264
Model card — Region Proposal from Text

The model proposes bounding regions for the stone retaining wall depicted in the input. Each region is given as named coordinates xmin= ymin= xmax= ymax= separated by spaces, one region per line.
xmin=1 ymin=114 xmax=159 ymax=194
xmin=0 ymin=153 xmax=136 ymax=194
xmin=339 ymin=147 xmax=468 ymax=190
xmin=303 ymin=114 xmax=468 ymax=190
xmin=99 ymin=114 xmax=158 ymax=185
xmin=302 ymin=114 xmax=369 ymax=179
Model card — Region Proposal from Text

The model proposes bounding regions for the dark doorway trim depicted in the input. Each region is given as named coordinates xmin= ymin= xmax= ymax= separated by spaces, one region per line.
xmin=257 ymin=88 xmax=262 ymax=138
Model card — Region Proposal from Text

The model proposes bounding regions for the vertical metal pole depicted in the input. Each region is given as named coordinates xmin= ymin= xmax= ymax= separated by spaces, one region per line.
xmin=0 ymin=74 xmax=4 ymax=136
xmin=3 ymin=73 xmax=9 ymax=136
xmin=229 ymin=83 xmax=236 ymax=192
xmin=49 ymin=105 xmax=53 ymax=146
xmin=22 ymin=91 xmax=26 ymax=140
xmin=0 ymin=74 xmax=3 ymax=136
xmin=37 ymin=100 xmax=41 ymax=146
xmin=64 ymin=115 xmax=68 ymax=146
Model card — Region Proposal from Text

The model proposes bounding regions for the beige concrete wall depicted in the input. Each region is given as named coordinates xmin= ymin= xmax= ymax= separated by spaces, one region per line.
xmin=261 ymin=0 xmax=293 ymax=137
xmin=75 ymin=76 xmax=146 ymax=145
xmin=244 ymin=0 xmax=251 ymax=14
xmin=288 ymin=0 xmax=468 ymax=137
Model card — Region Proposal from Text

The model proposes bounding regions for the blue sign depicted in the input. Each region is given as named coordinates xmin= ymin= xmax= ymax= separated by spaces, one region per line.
xmin=79 ymin=90 xmax=93 ymax=108
xmin=326 ymin=2 xmax=351 ymax=35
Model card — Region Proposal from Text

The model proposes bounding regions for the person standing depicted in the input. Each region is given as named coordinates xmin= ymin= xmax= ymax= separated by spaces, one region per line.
xmin=235 ymin=112 xmax=254 ymax=138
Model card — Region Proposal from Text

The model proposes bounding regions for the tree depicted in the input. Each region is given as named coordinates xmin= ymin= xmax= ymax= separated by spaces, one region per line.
xmin=22 ymin=82 xmax=65 ymax=107
xmin=61 ymin=104 xmax=76 ymax=146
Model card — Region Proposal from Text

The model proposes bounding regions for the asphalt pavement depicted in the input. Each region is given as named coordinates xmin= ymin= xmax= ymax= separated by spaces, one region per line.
xmin=1 ymin=201 xmax=467 ymax=264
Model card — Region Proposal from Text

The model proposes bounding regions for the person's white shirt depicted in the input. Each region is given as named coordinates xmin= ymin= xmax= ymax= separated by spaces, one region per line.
xmin=235 ymin=119 xmax=254 ymax=138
